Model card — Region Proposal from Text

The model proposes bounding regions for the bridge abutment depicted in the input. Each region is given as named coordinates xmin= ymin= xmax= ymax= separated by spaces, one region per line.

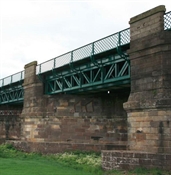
xmin=124 ymin=5 xmax=171 ymax=153
xmin=102 ymin=5 xmax=171 ymax=170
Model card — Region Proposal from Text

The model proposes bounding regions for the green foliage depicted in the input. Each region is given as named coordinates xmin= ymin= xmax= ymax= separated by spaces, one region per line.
xmin=0 ymin=157 xmax=95 ymax=175
xmin=0 ymin=144 xmax=42 ymax=159
xmin=0 ymin=144 xmax=103 ymax=175
xmin=45 ymin=150 xmax=103 ymax=175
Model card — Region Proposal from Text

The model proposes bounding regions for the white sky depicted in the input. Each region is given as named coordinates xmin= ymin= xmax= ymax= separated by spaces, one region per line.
xmin=0 ymin=0 xmax=171 ymax=79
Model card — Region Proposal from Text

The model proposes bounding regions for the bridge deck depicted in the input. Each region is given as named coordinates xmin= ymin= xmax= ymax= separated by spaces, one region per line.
xmin=0 ymin=11 xmax=171 ymax=104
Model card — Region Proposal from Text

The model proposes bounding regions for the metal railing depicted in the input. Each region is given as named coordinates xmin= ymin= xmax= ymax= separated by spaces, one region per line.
xmin=164 ymin=11 xmax=171 ymax=30
xmin=36 ymin=10 xmax=171 ymax=75
xmin=36 ymin=28 xmax=130 ymax=74
xmin=0 ymin=71 xmax=24 ymax=88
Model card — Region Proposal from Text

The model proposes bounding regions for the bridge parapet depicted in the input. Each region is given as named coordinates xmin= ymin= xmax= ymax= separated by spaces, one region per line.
xmin=0 ymin=71 xmax=24 ymax=88
xmin=0 ymin=71 xmax=24 ymax=105
xmin=36 ymin=28 xmax=130 ymax=74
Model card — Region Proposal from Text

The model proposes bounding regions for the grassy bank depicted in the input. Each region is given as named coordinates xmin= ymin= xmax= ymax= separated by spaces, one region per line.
xmin=0 ymin=144 xmax=102 ymax=175
xmin=0 ymin=144 xmax=170 ymax=175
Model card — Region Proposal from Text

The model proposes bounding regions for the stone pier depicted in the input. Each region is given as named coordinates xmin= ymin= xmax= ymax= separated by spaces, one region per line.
xmin=102 ymin=5 xmax=171 ymax=170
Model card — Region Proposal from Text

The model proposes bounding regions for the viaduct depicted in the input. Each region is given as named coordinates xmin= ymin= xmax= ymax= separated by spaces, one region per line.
xmin=0 ymin=5 xmax=171 ymax=170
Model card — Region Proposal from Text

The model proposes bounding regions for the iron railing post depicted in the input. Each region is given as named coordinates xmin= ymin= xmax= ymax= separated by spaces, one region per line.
xmin=118 ymin=31 xmax=121 ymax=46
xmin=11 ymin=75 xmax=13 ymax=84
xmin=53 ymin=58 xmax=56 ymax=69
xmin=92 ymin=42 xmax=95 ymax=56
xmin=39 ymin=64 xmax=41 ymax=74
xmin=71 ymin=51 xmax=73 ymax=62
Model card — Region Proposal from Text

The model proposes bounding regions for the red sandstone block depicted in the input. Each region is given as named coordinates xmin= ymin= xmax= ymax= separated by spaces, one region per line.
xmin=164 ymin=147 xmax=171 ymax=154
xmin=146 ymin=134 xmax=159 ymax=140
xmin=37 ymin=124 xmax=44 ymax=128
xmin=139 ymin=158 xmax=151 ymax=165
xmin=166 ymin=155 xmax=171 ymax=160
xmin=134 ymin=153 xmax=148 ymax=158
xmin=101 ymin=152 xmax=109 ymax=157
xmin=119 ymin=164 xmax=130 ymax=170
xmin=147 ymin=154 xmax=164 ymax=160
xmin=151 ymin=159 xmax=163 ymax=166
xmin=24 ymin=121 xmax=35 ymax=125
xmin=117 ymin=157 xmax=139 ymax=165
xmin=75 ymin=128 xmax=85 ymax=133
xmin=150 ymin=128 xmax=158 ymax=133
xmin=111 ymin=151 xmax=123 ymax=157
xmin=133 ymin=133 xmax=146 ymax=141
xmin=123 ymin=152 xmax=134 ymax=158
xmin=150 ymin=121 xmax=159 ymax=127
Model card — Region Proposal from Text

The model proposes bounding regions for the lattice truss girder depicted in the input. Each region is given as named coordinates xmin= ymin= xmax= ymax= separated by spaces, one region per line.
xmin=0 ymin=86 xmax=24 ymax=104
xmin=45 ymin=54 xmax=130 ymax=94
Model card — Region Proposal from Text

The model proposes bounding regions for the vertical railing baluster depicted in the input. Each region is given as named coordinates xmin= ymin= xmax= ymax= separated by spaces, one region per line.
xmin=71 ymin=51 xmax=73 ymax=62
xmin=11 ymin=75 xmax=13 ymax=84
xmin=118 ymin=31 xmax=121 ymax=46
xmin=39 ymin=64 xmax=41 ymax=74
xmin=21 ymin=71 xmax=23 ymax=80
xmin=53 ymin=58 xmax=56 ymax=69
xmin=92 ymin=42 xmax=95 ymax=56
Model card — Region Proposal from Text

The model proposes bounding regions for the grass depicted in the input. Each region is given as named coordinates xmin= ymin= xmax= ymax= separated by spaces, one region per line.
xmin=0 ymin=144 xmax=102 ymax=175
xmin=0 ymin=144 xmax=171 ymax=175
xmin=0 ymin=157 xmax=96 ymax=175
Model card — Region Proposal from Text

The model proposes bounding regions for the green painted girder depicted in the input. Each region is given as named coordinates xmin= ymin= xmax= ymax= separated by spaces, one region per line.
xmin=0 ymin=71 xmax=24 ymax=105
xmin=0 ymin=85 xmax=24 ymax=104
xmin=44 ymin=53 xmax=130 ymax=95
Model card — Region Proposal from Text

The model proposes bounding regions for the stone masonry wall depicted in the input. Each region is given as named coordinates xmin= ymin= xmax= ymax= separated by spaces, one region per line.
xmin=0 ymin=113 xmax=21 ymax=143
xmin=19 ymin=93 xmax=129 ymax=153
xmin=0 ymin=106 xmax=22 ymax=143
xmin=102 ymin=150 xmax=171 ymax=170
xmin=127 ymin=109 xmax=171 ymax=153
